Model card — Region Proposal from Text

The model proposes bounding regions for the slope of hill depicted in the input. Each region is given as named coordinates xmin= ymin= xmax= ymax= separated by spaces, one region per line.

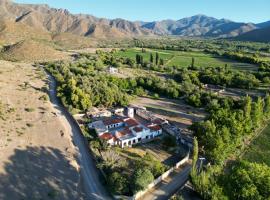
xmin=234 ymin=26 xmax=270 ymax=42
xmin=0 ymin=0 xmax=152 ymax=39
xmin=141 ymin=15 xmax=257 ymax=37
xmin=0 ymin=0 xmax=264 ymax=40
xmin=0 ymin=40 xmax=68 ymax=61
xmin=256 ymin=20 xmax=270 ymax=28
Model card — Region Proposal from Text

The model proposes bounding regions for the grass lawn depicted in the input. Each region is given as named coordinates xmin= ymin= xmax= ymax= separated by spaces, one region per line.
xmin=243 ymin=123 xmax=270 ymax=166
xmin=114 ymin=48 xmax=258 ymax=71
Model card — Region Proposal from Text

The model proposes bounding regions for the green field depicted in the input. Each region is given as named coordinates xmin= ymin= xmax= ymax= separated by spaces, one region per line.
xmin=114 ymin=48 xmax=258 ymax=71
xmin=243 ymin=124 xmax=270 ymax=166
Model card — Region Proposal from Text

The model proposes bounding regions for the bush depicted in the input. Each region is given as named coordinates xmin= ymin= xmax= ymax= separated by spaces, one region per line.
xmin=132 ymin=168 xmax=154 ymax=193
xmin=107 ymin=172 xmax=128 ymax=194
xmin=153 ymin=93 xmax=159 ymax=99
xmin=162 ymin=135 xmax=177 ymax=148
xmin=25 ymin=108 xmax=35 ymax=112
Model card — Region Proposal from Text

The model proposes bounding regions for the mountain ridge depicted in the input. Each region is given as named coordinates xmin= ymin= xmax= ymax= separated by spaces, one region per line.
xmin=0 ymin=0 xmax=269 ymax=42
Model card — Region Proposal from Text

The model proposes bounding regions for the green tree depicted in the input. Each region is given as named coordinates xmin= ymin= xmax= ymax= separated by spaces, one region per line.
xmin=226 ymin=161 xmax=270 ymax=200
xmin=244 ymin=96 xmax=252 ymax=119
xmin=108 ymin=172 xmax=128 ymax=194
xmin=155 ymin=52 xmax=159 ymax=65
xmin=192 ymin=137 xmax=198 ymax=172
xmin=132 ymin=168 xmax=154 ymax=192
xmin=159 ymin=58 xmax=164 ymax=66
xmin=191 ymin=57 xmax=195 ymax=69
xmin=150 ymin=53 xmax=154 ymax=63
xmin=264 ymin=93 xmax=270 ymax=117
xmin=252 ymin=97 xmax=264 ymax=127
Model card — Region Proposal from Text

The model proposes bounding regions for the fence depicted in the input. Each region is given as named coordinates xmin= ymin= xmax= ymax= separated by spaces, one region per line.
xmin=115 ymin=152 xmax=189 ymax=200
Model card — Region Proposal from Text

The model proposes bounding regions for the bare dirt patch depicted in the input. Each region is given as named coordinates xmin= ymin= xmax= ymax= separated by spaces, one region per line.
xmin=132 ymin=97 xmax=206 ymax=129
xmin=0 ymin=60 xmax=85 ymax=200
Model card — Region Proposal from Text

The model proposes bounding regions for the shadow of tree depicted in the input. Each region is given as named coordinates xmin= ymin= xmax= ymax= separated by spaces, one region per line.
xmin=0 ymin=146 xmax=85 ymax=200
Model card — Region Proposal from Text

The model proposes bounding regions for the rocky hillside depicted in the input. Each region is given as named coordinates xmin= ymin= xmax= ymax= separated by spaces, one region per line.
xmin=234 ymin=26 xmax=270 ymax=42
xmin=0 ymin=39 xmax=68 ymax=61
xmin=141 ymin=15 xmax=257 ymax=37
xmin=0 ymin=0 xmax=269 ymax=43
xmin=0 ymin=0 xmax=151 ymax=39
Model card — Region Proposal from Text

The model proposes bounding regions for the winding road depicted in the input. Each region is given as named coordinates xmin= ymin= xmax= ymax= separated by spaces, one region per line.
xmin=47 ymin=72 xmax=111 ymax=200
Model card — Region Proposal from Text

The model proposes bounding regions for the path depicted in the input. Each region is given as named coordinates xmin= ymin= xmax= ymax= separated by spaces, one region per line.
xmin=139 ymin=164 xmax=192 ymax=200
xmin=47 ymin=72 xmax=112 ymax=200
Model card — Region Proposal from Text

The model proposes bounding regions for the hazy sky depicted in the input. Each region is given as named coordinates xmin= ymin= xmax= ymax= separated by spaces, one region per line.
xmin=14 ymin=0 xmax=270 ymax=23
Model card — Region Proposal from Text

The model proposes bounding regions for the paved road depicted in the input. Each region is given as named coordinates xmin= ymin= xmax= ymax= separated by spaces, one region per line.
xmin=47 ymin=73 xmax=112 ymax=200
xmin=140 ymin=164 xmax=192 ymax=200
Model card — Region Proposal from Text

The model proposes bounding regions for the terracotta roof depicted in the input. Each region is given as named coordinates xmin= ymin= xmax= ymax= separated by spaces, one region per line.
xmin=133 ymin=126 xmax=143 ymax=133
xmin=148 ymin=125 xmax=162 ymax=131
xmin=124 ymin=118 xmax=139 ymax=127
xmin=103 ymin=118 xmax=123 ymax=126
xmin=99 ymin=132 xmax=113 ymax=140
xmin=115 ymin=128 xmax=132 ymax=139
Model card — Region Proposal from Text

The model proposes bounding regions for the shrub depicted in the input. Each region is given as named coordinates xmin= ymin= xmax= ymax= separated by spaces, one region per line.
xmin=107 ymin=172 xmax=128 ymax=194
xmin=162 ymin=135 xmax=177 ymax=148
xmin=132 ymin=168 xmax=154 ymax=193
xmin=25 ymin=108 xmax=35 ymax=112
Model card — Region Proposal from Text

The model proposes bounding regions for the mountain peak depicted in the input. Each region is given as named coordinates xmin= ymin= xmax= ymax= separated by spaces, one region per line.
xmin=0 ymin=0 xmax=266 ymax=40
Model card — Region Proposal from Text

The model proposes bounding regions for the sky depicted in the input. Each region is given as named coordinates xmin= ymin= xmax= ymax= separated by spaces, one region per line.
xmin=14 ymin=0 xmax=270 ymax=23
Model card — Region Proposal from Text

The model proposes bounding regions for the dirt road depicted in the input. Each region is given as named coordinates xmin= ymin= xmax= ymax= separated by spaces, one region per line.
xmin=47 ymin=73 xmax=112 ymax=200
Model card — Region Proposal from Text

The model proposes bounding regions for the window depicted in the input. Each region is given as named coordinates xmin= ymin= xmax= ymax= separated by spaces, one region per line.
xmin=138 ymin=138 xmax=141 ymax=142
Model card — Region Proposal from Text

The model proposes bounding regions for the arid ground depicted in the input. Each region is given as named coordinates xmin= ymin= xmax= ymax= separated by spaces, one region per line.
xmin=0 ymin=61 xmax=86 ymax=200
xmin=132 ymin=97 xmax=206 ymax=129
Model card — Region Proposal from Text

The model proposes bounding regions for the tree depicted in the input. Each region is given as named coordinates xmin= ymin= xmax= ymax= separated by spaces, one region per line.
xmin=162 ymin=135 xmax=176 ymax=148
xmin=226 ymin=161 xmax=270 ymax=200
xmin=252 ymin=97 xmax=264 ymax=127
xmin=244 ymin=96 xmax=252 ymax=119
xmin=155 ymin=52 xmax=159 ymax=65
xmin=159 ymin=58 xmax=164 ymax=66
xmin=108 ymin=172 xmax=128 ymax=194
xmin=191 ymin=57 xmax=195 ymax=69
xmin=150 ymin=53 xmax=154 ymax=63
xmin=132 ymin=168 xmax=154 ymax=192
xmin=264 ymin=93 xmax=270 ymax=117
xmin=192 ymin=137 xmax=198 ymax=172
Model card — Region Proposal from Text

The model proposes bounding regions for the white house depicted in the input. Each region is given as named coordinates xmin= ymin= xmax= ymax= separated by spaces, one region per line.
xmin=89 ymin=117 xmax=163 ymax=148
xmin=108 ymin=66 xmax=118 ymax=74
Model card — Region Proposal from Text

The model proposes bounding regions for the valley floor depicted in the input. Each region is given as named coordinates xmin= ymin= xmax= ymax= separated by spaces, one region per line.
xmin=0 ymin=61 xmax=86 ymax=200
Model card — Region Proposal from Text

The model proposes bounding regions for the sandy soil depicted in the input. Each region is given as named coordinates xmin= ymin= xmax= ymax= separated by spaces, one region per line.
xmin=0 ymin=61 xmax=85 ymax=200
xmin=70 ymin=48 xmax=115 ymax=54
xmin=132 ymin=97 xmax=206 ymax=129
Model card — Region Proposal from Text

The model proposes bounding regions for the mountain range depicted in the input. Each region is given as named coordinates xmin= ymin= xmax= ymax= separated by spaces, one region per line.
xmin=0 ymin=0 xmax=269 ymax=45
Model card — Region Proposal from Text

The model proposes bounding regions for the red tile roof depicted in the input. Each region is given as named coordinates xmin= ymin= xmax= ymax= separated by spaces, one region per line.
xmin=103 ymin=118 xmax=123 ymax=126
xmin=148 ymin=125 xmax=162 ymax=131
xmin=99 ymin=132 xmax=113 ymax=140
xmin=115 ymin=128 xmax=132 ymax=139
xmin=133 ymin=126 xmax=143 ymax=133
xmin=124 ymin=118 xmax=139 ymax=127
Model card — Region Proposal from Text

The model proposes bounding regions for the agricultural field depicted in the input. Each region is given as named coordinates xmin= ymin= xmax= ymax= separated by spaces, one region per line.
xmin=243 ymin=123 xmax=270 ymax=166
xmin=114 ymin=48 xmax=258 ymax=71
